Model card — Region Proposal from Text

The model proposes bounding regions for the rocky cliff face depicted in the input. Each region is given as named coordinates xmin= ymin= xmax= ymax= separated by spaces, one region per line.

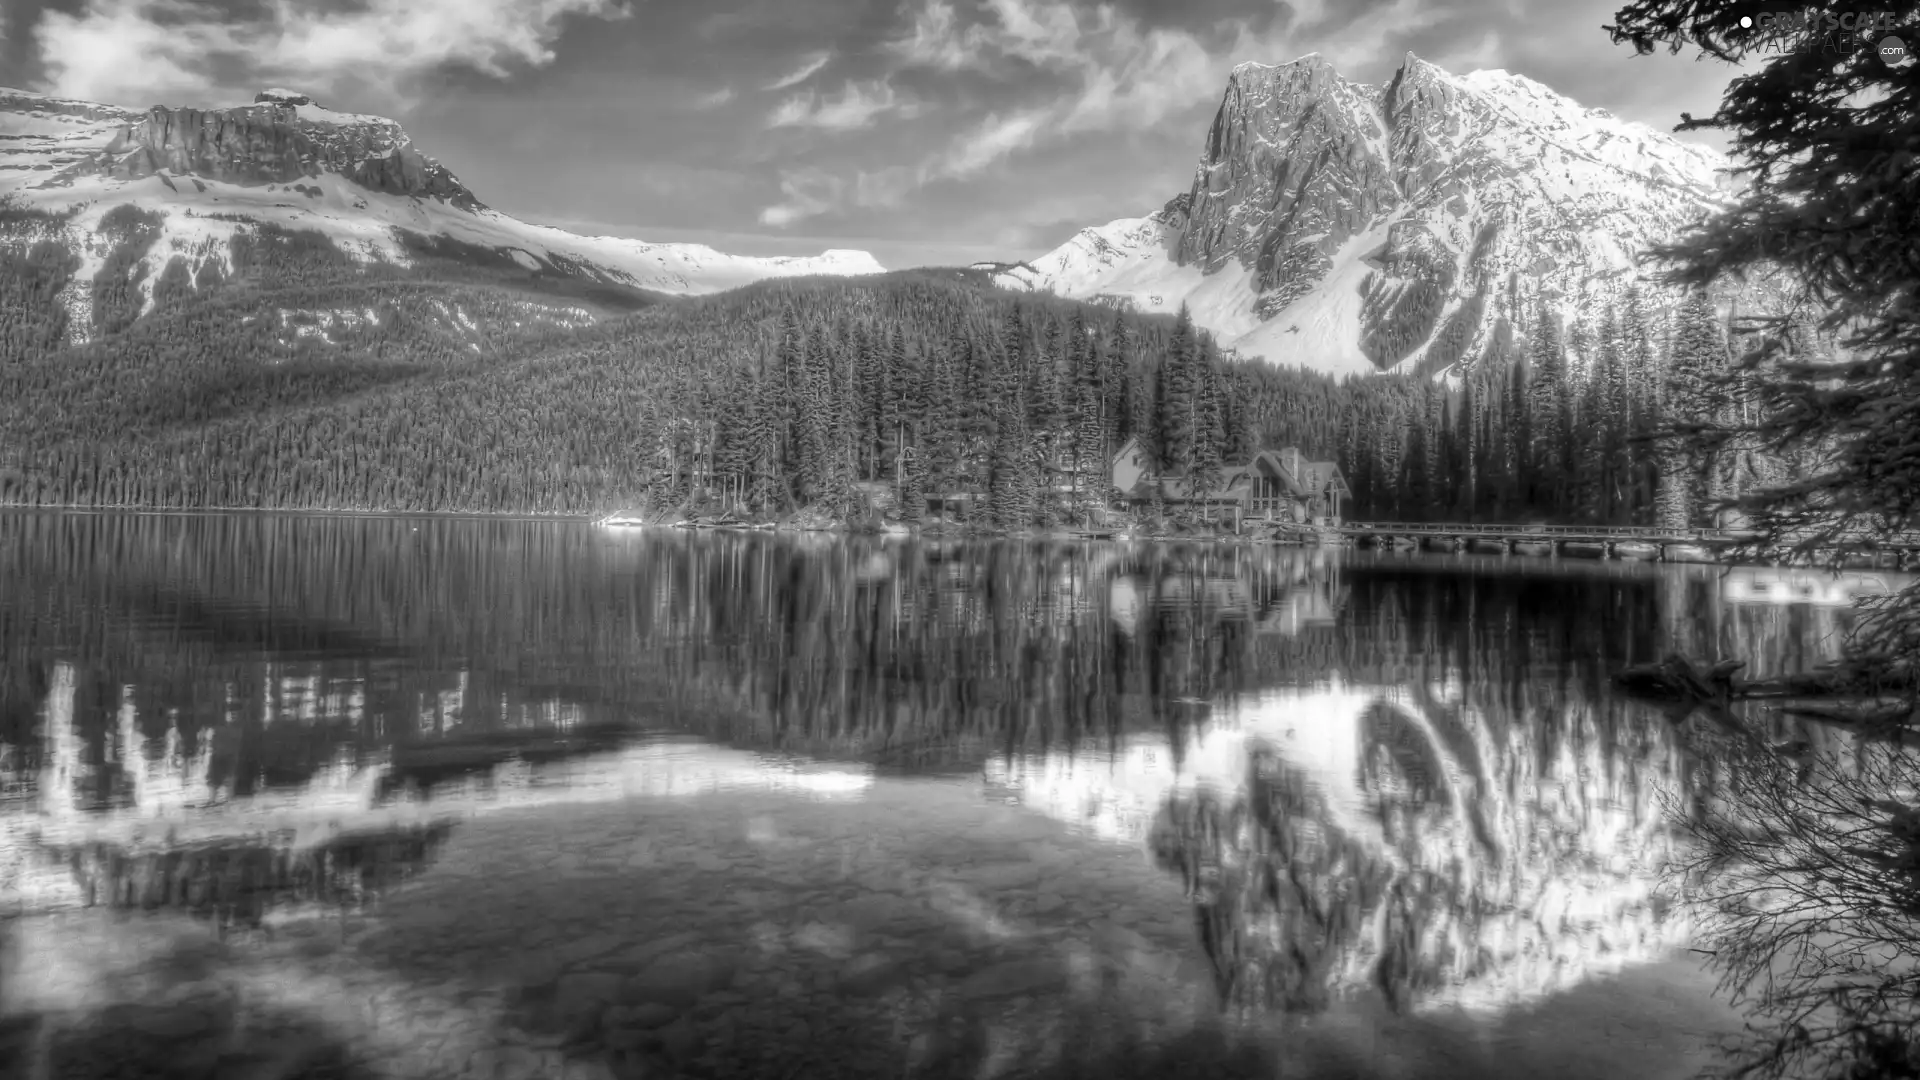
xmin=995 ymin=53 xmax=1737 ymax=378
xmin=63 ymin=90 xmax=479 ymax=208
xmin=1175 ymin=56 xmax=1399 ymax=318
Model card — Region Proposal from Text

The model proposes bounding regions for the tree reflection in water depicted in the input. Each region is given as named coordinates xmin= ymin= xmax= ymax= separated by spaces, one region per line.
xmin=0 ymin=512 xmax=1894 ymax=1065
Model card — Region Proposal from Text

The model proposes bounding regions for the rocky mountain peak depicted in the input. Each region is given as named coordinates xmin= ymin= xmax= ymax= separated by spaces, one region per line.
xmin=2 ymin=85 xmax=888 ymax=345
xmin=997 ymin=53 xmax=1742 ymax=378
xmin=1176 ymin=52 xmax=1396 ymax=314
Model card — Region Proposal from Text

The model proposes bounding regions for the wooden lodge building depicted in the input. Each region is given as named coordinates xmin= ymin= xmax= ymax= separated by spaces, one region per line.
xmin=1109 ymin=437 xmax=1350 ymax=529
xmin=912 ymin=438 xmax=1350 ymax=529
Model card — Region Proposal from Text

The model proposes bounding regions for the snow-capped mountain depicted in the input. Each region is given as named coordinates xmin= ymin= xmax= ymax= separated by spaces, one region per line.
xmin=994 ymin=53 xmax=1736 ymax=378
xmin=0 ymin=87 xmax=884 ymax=339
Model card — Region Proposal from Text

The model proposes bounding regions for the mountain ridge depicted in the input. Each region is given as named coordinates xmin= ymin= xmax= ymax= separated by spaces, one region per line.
xmin=0 ymin=85 xmax=887 ymax=343
xmin=994 ymin=52 xmax=1739 ymax=378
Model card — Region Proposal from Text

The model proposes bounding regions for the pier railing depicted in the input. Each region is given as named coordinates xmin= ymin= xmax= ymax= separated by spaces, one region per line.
xmin=1339 ymin=521 xmax=1920 ymax=547
xmin=1338 ymin=522 xmax=1742 ymax=542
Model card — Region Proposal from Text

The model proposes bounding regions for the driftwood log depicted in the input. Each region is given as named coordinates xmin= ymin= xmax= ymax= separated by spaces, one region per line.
xmin=1614 ymin=653 xmax=1918 ymax=744
xmin=1613 ymin=654 xmax=1749 ymax=724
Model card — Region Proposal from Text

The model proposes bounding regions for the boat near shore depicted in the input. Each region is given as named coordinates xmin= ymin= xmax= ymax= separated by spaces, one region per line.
xmin=1424 ymin=536 xmax=1462 ymax=554
xmin=1613 ymin=541 xmax=1660 ymax=561
xmin=1511 ymin=539 xmax=1553 ymax=557
xmin=1468 ymin=538 xmax=1509 ymax=555
xmin=1562 ymin=541 xmax=1609 ymax=560
xmin=1721 ymin=567 xmax=1915 ymax=606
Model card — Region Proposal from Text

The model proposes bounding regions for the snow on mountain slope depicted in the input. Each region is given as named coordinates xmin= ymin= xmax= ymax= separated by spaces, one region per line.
xmin=996 ymin=53 xmax=1738 ymax=378
xmin=0 ymin=86 xmax=884 ymax=339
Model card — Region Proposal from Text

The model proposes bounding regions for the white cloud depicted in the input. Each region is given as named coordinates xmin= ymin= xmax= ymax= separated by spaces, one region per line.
xmin=1300 ymin=0 xmax=1451 ymax=75
xmin=887 ymin=0 xmax=972 ymax=70
xmin=762 ymin=0 xmax=1257 ymax=226
xmin=758 ymin=168 xmax=845 ymax=226
xmin=940 ymin=109 xmax=1049 ymax=176
xmin=767 ymin=79 xmax=911 ymax=131
xmin=887 ymin=0 xmax=1107 ymax=72
xmin=690 ymin=84 xmax=736 ymax=109
xmin=1430 ymin=30 xmax=1504 ymax=74
xmin=765 ymin=51 xmax=832 ymax=91
xmin=976 ymin=0 xmax=1095 ymax=67
xmin=31 ymin=0 xmax=628 ymax=108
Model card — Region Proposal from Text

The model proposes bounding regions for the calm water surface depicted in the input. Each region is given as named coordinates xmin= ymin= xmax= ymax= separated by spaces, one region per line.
xmin=0 ymin=512 xmax=1898 ymax=1080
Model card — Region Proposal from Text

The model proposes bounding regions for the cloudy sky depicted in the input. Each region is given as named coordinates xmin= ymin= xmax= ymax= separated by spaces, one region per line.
xmin=0 ymin=0 xmax=1743 ymax=268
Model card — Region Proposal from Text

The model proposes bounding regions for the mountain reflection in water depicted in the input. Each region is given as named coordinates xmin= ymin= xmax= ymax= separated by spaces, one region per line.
xmin=0 ymin=512 xmax=1899 ymax=1079
xmin=988 ymin=683 xmax=1687 ymax=1016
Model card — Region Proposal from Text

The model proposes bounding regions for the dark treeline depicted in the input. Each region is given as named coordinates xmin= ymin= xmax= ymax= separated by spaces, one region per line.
xmin=2 ymin=210 xmax=1786 ymax=526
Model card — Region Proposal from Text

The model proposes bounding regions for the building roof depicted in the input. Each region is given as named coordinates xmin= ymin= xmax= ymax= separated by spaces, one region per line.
xmin=1109 ymin=442 xmax=1350 ymax=504
xmin=1297 ymin=460 xmax=1353 ymax=499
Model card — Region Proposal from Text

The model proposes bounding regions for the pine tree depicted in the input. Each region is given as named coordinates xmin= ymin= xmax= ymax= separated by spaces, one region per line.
xmin=883 ymin=325 xmax=909 ymax=491
xmin=999 ymin=308 xmax=1028 ymax=392
xmin=798 ymin=319 xmax=834 ymax=504
xmin=1591 ymin=305 xmax=1632 ymax=523
xmin=1619 ymin=285 xmax=1662 ymax=524
xmin=712 ymin=369 xmax=752 ymax=507
xmin=1026 ymin=319 xmax=1065 ymax=455
xmin=1222 ymin=369 xmax=1256 ymax=465
xmin=1572 ymin=359 xmax=1609 ymax=522
xmin=1424 ymin=381 xmax=1445 ymax=518
xmin=1457 ymin=379 xmax=1480 ymax=518
xmin=1504 ymin=349 xmax=1531 ymax=518
xmin=1404 ymin=389 xmax=1433 ymax=521
xmin=1191 ymin=343 xmax=1225 ymax=490
xmin=917 ymin=342 xmax=950 ymax=495
xmin=1066 ymin=311 xmax=1103 ymax=513
xmin=836 ymin=322 xmax=859 ymax=494
xmin=1103 ymin=313 xmax=1133 ymax=446
xmin=775 ymin=304 xmax=806 ymax=489
xmin=987 ymin=400 xmax=1035 ymax=529
xmin=854 ymin=321 xmax=882 ymax=481
xmin=960 ymin=332 xmax=996 ymax=479
xmin=1526 ymin=301 xmax=1569 ymax=514
xmin=1664 ymin=289 xmax=1727 ymax=527
xmin=747 ymin=358 xmax=785 ymax=513
xmin=1155 ymin=305 xmax=1199 ymax=474
xmin=1565 ymin=317 xmax=1593 ymax=384
xmin=1377 ymin=419 xmax=1405 ymax=521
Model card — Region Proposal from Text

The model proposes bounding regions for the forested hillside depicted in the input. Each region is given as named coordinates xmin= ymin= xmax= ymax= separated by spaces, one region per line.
xmin=1 ymin=213 xmax=1781 ymax=527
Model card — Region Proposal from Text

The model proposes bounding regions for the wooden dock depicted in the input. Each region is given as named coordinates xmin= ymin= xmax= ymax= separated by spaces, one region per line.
xmin=1339 ymin=521 xmax=1920 ymax=565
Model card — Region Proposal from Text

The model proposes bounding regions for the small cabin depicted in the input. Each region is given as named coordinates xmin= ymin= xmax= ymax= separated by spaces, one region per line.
xmin=1109 ymin=437 xmax=1350 ymax=526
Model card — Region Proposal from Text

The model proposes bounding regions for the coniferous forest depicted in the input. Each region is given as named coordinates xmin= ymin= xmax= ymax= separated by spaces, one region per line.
xmin=0 ymin=208 xmax=1790 ymax=529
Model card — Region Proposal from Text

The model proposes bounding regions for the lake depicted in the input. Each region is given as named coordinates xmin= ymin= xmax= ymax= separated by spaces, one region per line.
xmin=0 ymin=511 xmax=1897 ymax=1080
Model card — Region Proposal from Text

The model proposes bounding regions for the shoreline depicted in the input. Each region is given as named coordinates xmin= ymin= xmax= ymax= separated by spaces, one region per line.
xmin=0 ymin=503 xmax=1334 ymax=548
xmin=0 ymin=504 xmax=600 ymax=523
xmin=3 ymin=506 xmax=1912 ymax=572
